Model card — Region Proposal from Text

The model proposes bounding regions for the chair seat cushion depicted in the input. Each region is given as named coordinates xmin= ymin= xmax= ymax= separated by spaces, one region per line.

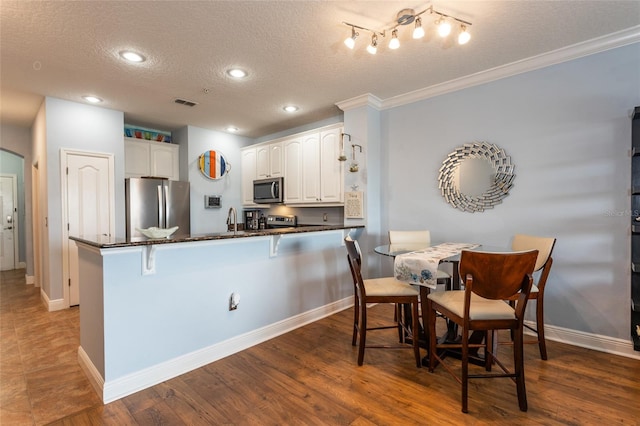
xmin=364 ymin=277 xmax=420 ymax=297
xmin=427 ymin=290 xmax=515 ymax=320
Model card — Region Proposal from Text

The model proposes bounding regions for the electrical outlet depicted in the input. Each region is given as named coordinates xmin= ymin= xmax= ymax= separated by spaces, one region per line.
xmin=323 ymin=213 xmax=328 ymax=222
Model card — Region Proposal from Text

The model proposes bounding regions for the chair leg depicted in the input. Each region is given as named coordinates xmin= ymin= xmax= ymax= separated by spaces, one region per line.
xmin=485 ymin=330 xmax=493 ymax=371
xmin=461 ymin=326 xmax=469 ymax=413
xmin=397 ymin=303 xmax=405 ymax=343
xmin=513 ymin=326 xmax=528 ymax=412
xmin=352 ymin=294 xmax=359 ymax=347
xmin=427 ymin=299 xmax=437 ymax=372
xmin=411 ymin=300 xmax=421 ymax=368
xmin=357 ymin=303 xmax=367 ymax=366
xmin=536 ymin=298 xmax=548 ymax=360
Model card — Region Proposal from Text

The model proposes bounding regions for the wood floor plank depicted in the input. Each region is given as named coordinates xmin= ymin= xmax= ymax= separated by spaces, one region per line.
xmin=2 ymin=269 xmax=640 ymax=425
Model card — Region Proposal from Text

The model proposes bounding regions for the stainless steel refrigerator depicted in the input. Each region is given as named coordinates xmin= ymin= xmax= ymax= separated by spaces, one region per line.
xmin=125 ymin=178 xmax=190 ymax=238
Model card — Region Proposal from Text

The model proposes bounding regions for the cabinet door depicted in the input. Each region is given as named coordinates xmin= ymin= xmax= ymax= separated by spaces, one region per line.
xmin=283 ymin=138 xmax=303 ymax=203
xmin=269 ymin=142 xmax=283 ymax=177
xmin=124 ymin=139 xmax=150 ymax=177
xmin=256 ymin=145 xmax=270 ymax=179
xmin=241 ymin=147 xmax=257 ymax=205
xmin=150 ymin=143 xmax=179 ymax=180
xmin=301 ymin=133 xmax=321 ymax=202
xmin=319 ymin=127 xmax=344 ymax=203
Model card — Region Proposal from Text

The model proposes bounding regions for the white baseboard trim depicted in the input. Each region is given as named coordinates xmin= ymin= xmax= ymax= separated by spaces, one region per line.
xmin=25 ymin=274 xmax=34 ymax=285
xmin=78 ymin=346 xmax=104 ymax=401
xmin=524 ymin=320 xmax=640 ymax=360
xmin=96 ymin=296 xmax=354 ymax=403
xmin=40 ymin=289 xmax=66 ymax=312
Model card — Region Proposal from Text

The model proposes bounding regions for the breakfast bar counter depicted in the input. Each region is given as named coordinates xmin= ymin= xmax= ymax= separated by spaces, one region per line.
xmin=71 ymin=225 xmax=363 ymax=403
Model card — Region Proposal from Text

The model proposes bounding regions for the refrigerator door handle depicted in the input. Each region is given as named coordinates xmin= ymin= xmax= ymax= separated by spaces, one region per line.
xmin=157 ymin=185 xmax=164 ymax=228
xmin=164 ymin=184 xmax=170 ymax=227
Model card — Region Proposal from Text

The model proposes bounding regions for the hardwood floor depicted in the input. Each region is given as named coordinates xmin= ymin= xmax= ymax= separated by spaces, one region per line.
xmin=1 ymin=268 xmax=639 ymax=425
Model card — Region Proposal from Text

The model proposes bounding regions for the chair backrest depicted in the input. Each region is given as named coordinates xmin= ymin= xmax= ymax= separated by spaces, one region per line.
xmin=459 ymin=250 xmax=538 ymax=301
xmin=389 ymin=230 xmax=431 ymax=245
xmin=511 ymin=234 xmax=556 ymax=272
xmin=344 ymin=235 xmax=366 ymax=297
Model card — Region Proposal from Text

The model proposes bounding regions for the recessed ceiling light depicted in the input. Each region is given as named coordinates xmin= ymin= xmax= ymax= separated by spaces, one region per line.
xmin=119 ymin=50 xmax=146 ymax=63
xmin=226 ymin=126 xmax=238 ymax=132
xmin=82 ymin=96 xmax=103 ymax=103
xmin=227 ymin=68 xmax=248 ymax=78
xmin=283 ymin=105 xmax=299 ymax=113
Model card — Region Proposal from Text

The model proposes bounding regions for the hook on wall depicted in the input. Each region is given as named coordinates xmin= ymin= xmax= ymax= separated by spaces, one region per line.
xmin=350 ymin=144 xmax=363 ymax=172
xmin=339 ymin=133 xmax=351 ymax=161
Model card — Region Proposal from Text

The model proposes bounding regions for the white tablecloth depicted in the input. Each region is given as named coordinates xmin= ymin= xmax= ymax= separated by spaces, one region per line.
xmin=394 ymin=242 xmax=480 ymax=289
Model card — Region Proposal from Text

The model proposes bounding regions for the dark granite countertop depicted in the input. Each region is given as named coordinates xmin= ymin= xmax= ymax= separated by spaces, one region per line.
xmin=70 ymin=224 xmax=364 ymax=249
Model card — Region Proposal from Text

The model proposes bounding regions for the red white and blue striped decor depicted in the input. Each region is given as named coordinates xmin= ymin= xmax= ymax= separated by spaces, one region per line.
xmin=198 ymin=150 xmax=230 ymax=180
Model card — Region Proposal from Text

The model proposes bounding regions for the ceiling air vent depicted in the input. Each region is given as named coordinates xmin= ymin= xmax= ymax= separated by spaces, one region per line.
xmin=174 ymin=98 xmax=198 ymax=107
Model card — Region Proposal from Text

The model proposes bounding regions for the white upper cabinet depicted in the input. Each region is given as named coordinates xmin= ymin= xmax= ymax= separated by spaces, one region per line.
xmin=318 ymin=127 xmax=343 ymax=203
xmin=241 ymin=147 xmax=257 ymax=205
xmin=124 ymin=138 xmax=179 ymax=180
xmin=301 ymin=132 xmax=321 ymax=202
xmin=286 ymin=124 xmax=344 ymax=205
xmin=283 ymin=137 xmax=303 ymax=204
xmin=242 ymin=123 xmax=344 ymax=206
xmin=256 ymin=142 xmax=283 ymax=179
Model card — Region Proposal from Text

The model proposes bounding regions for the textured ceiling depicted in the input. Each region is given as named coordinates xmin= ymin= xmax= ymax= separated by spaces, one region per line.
xmin=1 ymin=1 xmax=639 ymax=138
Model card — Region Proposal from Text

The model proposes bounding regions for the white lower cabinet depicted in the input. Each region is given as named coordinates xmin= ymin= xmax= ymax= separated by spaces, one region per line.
xmin=124 ymin=138 xmax=179 ymax=180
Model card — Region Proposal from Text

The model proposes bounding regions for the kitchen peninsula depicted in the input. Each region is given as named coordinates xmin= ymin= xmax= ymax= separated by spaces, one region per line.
xmin=71 ymin=224 xmax=363 ymax=403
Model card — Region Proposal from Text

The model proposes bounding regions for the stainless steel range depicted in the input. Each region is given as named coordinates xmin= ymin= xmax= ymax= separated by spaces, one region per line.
xmin=266 ymin=214 xmax=297 ymax=228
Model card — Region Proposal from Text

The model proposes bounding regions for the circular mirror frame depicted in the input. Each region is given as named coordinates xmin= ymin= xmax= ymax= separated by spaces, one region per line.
xmin=438 ymin=141 xmax=515 ymax=213
xmin=198 ymin=150 xmax=231 ymax=180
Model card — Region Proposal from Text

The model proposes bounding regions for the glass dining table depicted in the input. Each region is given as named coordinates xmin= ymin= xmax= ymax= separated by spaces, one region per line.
xmin=374 ymin=242 xmax=503 ymax=365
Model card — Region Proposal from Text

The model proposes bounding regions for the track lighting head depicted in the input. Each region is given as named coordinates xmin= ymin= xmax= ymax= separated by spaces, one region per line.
xmin=344 ymin=26 xmax=359 ymax=49
xmin=389 ymin=29 xmax=400 ymax=49
xmin=367 ymin=34 xmax=378 ymax=54
xmin=437 ymin=17 xmax=451 ymax=37
xmin=458 ymin=24 xmax=471 ymax=45
xmin=413 ymin=17 xmax=425 ymax=39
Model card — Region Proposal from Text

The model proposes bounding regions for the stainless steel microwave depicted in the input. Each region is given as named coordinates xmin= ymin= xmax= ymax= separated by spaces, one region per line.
xmin=253 ymin=177 xmax=283 ymax=204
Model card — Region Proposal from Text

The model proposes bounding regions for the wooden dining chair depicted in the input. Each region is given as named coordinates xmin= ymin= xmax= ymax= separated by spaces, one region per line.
xmin=427 ymin=249 xmax=538 ymax=413
xmin=503 ymin=234 xmax=557 ymax=360
xmin=388 ymin=230 xmax=452 ymax=288
xmin=344 ymin=236 xmax=421 ymax=367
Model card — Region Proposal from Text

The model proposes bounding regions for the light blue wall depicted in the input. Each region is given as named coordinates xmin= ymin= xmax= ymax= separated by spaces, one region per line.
xmin=1 ymin=123 xmax=33 ymax=275
xmin=44 ymin=97 xmax=125 ymax=300
xmin=85 ymin=231 xmax=352 ymax=382
xmin=180 ymin=125 xmax=253 ymax=235
xmin=374 ymin=43 xmax=640 ymax=340
xmin=0 ymin=149 xmax=26 ymax=265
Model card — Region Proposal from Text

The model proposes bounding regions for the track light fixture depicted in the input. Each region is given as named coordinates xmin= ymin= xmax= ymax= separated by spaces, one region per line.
xmin=342 ymin=4 xmax=472 ymax=54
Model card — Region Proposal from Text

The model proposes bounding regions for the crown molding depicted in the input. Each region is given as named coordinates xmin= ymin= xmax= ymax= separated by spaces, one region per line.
xmin=338 ymin=26 xmax=640 ymax=112
xmin=335 ymin=93 xmax=383 ymax=112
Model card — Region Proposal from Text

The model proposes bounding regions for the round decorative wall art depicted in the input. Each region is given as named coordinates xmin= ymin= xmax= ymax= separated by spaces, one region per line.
xmin=198 ymin=150 xmax=231 ymax=180
xmin=438 ymin=141 xmax=515 ymax=213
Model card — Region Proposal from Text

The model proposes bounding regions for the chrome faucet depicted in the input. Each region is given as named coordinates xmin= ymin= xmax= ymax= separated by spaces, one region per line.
xmin=227 ymin=207 xmax=237 ymax=233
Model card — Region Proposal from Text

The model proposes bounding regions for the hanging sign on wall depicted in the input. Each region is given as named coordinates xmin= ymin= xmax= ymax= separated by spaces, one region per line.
xmin=198 ymin=150 xmax=231 ymax=180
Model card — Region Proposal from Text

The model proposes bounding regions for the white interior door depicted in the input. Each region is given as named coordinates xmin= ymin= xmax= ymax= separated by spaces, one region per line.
xmin=64 ymin=151 xmax=114 ymax=306
xmin=0 ymin=175 xmax=17 ymax=271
